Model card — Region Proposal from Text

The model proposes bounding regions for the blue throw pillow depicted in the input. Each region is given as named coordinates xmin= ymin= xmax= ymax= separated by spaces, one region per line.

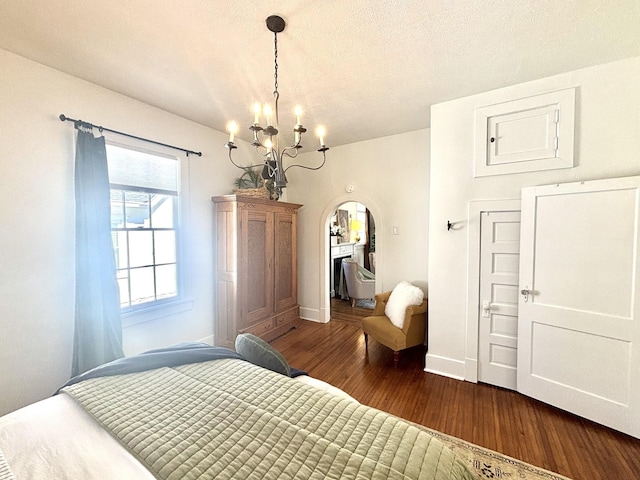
xmin=235 ymin=333 xmax=291 ymax=376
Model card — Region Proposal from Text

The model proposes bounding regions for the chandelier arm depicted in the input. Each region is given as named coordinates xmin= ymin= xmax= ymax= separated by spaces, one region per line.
xmin=252 ymin=143 xmax=271 ymax=157
xmin=228 ymin=148 xmax=267 ymax=171
xmin=251 ymin=134 xmax=264 ymax=148
xmin=283 ymin=150 xmax=327 ymax=173
xmin=264 ymin=161 xmax=277 ymax=178
xmin=281 ymin=146 xmax=301 ymax=159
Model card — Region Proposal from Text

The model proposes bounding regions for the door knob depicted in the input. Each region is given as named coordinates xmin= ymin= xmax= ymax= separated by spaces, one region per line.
xmin=520 ymin=287 xmax=530 ymax=302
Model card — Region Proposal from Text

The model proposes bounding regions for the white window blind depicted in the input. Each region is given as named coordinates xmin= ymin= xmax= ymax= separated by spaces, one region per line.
xmin=107 ymin=144 xmax=178 ymax=194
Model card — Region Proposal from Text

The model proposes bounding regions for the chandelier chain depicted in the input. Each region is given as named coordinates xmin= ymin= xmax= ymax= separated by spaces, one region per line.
xmin=273 ymin=32 xmax=279 ymax=94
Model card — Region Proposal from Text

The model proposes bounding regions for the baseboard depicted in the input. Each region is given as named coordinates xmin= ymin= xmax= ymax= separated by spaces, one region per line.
xmin=300 ymin=306 xmax=328 ymax=323
xmin=464 ymin=357 xmax=478 ymax=383
xmin=424 ymin=353 xmax=466 ymax=380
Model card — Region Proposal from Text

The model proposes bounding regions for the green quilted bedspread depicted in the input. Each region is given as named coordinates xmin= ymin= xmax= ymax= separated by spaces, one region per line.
xmin=63 ymin=359 xmax=478 ymax=480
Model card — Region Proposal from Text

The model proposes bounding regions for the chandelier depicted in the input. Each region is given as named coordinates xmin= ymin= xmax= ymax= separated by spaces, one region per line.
xmin=225 ymin=15 xmax=329 ymax=198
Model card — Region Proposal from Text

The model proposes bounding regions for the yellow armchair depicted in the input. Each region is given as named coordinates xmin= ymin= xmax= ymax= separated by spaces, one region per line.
xmin=362 ymin=291 xmax=428 ymax=368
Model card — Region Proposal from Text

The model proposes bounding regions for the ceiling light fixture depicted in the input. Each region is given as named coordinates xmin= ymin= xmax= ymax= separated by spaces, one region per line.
xmin=225 ymin=15 xmax=329 ymax=198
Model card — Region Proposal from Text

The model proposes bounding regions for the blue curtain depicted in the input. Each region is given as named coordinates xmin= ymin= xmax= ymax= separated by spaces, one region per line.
xmin=72 ymin=128 xmax=124 ymax=377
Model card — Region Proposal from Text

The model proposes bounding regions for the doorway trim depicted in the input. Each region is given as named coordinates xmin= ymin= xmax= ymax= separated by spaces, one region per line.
xmin=319 ymin=194 xmax=384 ymax=324
xmin=465 ymin=198 xmax=520 ymax=382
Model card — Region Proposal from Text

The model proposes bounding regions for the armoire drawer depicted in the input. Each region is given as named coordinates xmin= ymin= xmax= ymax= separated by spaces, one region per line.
xmin=276 ymin=307 xmax=299 ymax=326
xmin=241 ymin=318 xmax=274 ymax=336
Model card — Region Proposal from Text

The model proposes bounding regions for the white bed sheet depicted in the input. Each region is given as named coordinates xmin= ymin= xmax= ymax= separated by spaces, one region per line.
xmin=0 ymin=374 xmax=356 ymax=479
xmin=0 ymin=393 xmax=156 ymax=480
xmin=294 ymin=375 xmax=360 ymax=403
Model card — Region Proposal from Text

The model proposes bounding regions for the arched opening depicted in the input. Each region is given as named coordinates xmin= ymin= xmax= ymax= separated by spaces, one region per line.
xmin=318 ymin=195 xmax=383 ymax=323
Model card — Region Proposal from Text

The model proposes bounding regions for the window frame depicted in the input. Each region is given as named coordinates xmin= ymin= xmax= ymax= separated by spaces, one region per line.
xmin=105 ymin=139 xmax=193 ymax=326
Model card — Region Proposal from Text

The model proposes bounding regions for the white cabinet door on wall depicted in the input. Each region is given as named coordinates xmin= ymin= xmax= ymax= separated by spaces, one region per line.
xmin=474 ymin=88 xmax=575 ymax=177
xmin=517 ymin=176 xmax=640 ymax=439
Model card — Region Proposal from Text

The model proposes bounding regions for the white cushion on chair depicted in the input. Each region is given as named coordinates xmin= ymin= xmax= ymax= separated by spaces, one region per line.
xmin=385 ymin=281 xmax=424 ymax=329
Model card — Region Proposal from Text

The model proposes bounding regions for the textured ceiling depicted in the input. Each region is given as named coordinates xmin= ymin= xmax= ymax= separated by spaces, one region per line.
xmin=1 ymin=0 xmax=639 ymax=150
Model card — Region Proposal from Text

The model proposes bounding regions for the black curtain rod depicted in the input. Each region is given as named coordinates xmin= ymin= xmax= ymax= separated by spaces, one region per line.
xmin=59 ymin=114 xmax=202 ymax=157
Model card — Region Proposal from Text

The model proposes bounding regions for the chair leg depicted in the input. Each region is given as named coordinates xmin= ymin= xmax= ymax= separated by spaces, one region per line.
xmin=393 ymin=351 xmax=399 ymax=369
xmin=364 ymin=332 xmax=368 ymax=352
xmin=351 ymin=298 xmax=356 ymax=307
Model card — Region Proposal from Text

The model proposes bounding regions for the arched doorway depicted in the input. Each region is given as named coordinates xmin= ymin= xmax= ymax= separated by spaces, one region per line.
xmin=319 ymin=195 xmax=383 ymax=323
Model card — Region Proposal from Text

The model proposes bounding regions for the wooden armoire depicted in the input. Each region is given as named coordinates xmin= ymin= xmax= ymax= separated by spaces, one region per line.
xmin=211 ymin=195 xmax=302 ymax=348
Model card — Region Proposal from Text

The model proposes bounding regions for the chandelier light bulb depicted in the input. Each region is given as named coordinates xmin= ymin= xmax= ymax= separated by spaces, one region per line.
xmin=253 ymin=102 xmax=261 ymax=124
xmin=294 ymin=105 xmax=302 ymax=126
xmin=263 ymin=104 xmax=273 ymax=126
xmin=316 ymin=125 xmax=326 ymax=147
xmin=227 ymin=121 xmax=238 ymax=143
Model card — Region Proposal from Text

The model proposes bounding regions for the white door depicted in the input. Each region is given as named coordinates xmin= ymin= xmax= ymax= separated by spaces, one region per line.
xmin=518 ymin=176 xmax=640 ymax=438
xmin=478 ymin=211 xmax=521 ymax=390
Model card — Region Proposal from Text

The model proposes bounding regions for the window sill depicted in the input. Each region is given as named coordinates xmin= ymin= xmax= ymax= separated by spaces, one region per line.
xmin=122 ymin=298 xmax=194 ymax=328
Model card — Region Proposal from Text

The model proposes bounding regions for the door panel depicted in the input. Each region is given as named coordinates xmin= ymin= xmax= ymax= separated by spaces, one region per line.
xmin=518 ymin=177 xmax=640 ymax=438
xmin=530 ymin=323 xmax=630 ymax=405
xmin=478 ymin=211 xmax=521 ymax=390
xmin=492 ymin=284 xmax=519 ymax=304
xmin=533 ymin=189 xmax=635 ymax=317
xmin=493 ymin=253 xmax=519 ymax=274
xmin=492 ymin=314 xmax=518 ymax=337
xmin=239 ymin=209 xmax=274 ymax=327
xmin=274 ymin=211 xmax=297 ymax=312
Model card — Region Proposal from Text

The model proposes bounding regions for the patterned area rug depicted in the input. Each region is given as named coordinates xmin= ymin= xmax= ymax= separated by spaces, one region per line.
xmin=0 ymin=449 xmax=15 ymax=480
xmin=424 ymin=427 xmax=572 ymax=480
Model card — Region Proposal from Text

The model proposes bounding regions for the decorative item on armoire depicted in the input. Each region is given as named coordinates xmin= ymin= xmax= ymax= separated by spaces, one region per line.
xmin=232 ymin=168 xmax=275 ymax=200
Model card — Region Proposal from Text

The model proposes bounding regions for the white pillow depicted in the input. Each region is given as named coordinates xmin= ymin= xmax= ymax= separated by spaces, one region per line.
xmin=384 ymin=281 xmax=424 ymax=329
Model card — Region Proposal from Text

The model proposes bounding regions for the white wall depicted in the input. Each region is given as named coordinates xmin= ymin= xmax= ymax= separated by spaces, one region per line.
xmin=0 ymin=49 xmax=254 ymax=415
xmin=0 ymin=47 xmax=429 ymax=415
xmin=285 ymin=129 xmax=430 ymax=323
xmin=427 ymin=56 xmax=640 ymax=379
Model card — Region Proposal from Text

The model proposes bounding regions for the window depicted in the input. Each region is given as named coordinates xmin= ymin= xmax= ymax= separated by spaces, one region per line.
xmin=107 ymin=143 xmax=181 ymax=312
xmin=354 ymin=202 xmax=367 ymax=243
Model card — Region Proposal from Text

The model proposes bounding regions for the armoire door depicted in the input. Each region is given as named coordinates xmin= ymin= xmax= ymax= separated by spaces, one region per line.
xmin=274 ymin=210 xmax=297 ymax=313
xmin=239 ymin=208 xmax=274 ymax=328
xmin=518 ymin=176 xmax=640 ymax=438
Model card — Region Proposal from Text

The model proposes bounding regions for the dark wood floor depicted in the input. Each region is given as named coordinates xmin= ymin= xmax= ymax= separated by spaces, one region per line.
xmin=271 ymin=299 xmax=640 ymax=480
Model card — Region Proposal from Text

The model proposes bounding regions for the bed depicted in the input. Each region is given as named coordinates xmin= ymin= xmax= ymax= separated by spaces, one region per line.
xmin=0 ymin=343 xmax=478 ymax=479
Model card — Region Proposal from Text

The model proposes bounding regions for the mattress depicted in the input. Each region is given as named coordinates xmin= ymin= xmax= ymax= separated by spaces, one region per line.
xmin=0 ymin=375 xmax=353 ymax=480
xmin=0 ymin=356 xmax=478 ymax=479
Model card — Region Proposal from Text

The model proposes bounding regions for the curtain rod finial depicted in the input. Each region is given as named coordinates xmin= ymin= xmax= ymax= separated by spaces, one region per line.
xmin=59 ymin=114 xmax=67 ymax=121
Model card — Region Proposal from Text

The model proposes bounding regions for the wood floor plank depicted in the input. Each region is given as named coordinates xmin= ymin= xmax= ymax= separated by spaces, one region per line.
xmin=271 ymin=299 xmax=640 ymax=480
